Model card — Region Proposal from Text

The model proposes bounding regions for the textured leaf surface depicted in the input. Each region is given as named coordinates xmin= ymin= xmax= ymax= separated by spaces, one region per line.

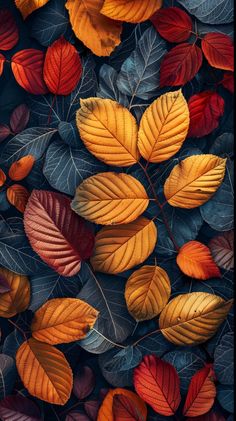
xmin=8 ymin=155 xmax=35 ymax=181
xmin=0 ymin=267 xmax=30 ymax=318
xmin=177 ymin=0 xmax=233 ymax=24
xmin=15 ymin=0 xmax=49 ymax=19
xmin=209 ymin=231 xmax=234 ymax=270
xmin=151 ymin=7 xmax=192 ymax=43
xmin=7 ymin=185 xmax=30 ymax=213
xmin=98 ymin=388 xmax=146 ymax=421
xmin=214 ymin=332 xmax=233 ymax=385
xmin=101 ymin=0 xmax=162 ymax=23
xmin=202 ymin=33 xmax=234 ymax=71
xmin=0 ymin=9 xmax=19 ymax=50
xmin=112 ymin=393 xmax=147 ymax=420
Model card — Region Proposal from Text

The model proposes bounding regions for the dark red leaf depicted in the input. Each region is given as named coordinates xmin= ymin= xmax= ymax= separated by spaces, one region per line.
xmin=0 ymin=395 xmax=41 ymax=421
xmin=160 ymin=43 xmax=203 ymax=87
xmin=0 ymin=9 xmax=19 ymax=51
xmin=11 ymin=49 xmax=48 ymax=95
xmin=0 ymin=274 xmax=11 ymax=293
xmin=134 ymin=355 xmax=181 ymax=416
xmin=221 ymin=71 xmax=234 ymax=93
xmin=0 ymin=53 xmax=5 ymax=76
xmin=43 ymin=36 xmax=82 ymax=95
xmin=209 ymin=231 xmax=234 ymax=271
xmin=84 ymin=401 xmax=100 ymax=421
xmin=202 ymin=33 xmax=234 ymax=71
xmin=66 ymin=412 xmax=90 ymax=421
xmin=10 ymin=104 xmax=30 ymax=133
xmin=188 ymin=91 xmax=225 ymax=137
xmin=73 ymin=366 xmax=95 ymax=400
xmin=186 ymin=410 xmax=226 ymax=421
xmin=113 ymin=394 xmax=146 ymax=421
xmin=0 ymin=124 xmax=10 ymax=142
xmin=151 ymin=7 xmax=192 ymax=43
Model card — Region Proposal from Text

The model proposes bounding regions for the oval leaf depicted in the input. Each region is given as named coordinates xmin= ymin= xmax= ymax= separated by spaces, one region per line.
xmin=159 ymin=292 xmax=233 ymax=345
xmin=8 ymin=155 xmax=35 ymax=181
xmin=7 ymin=185 xmax=30 ymax=213
xmin=73 ymin=366 xmax=95 ymax=400
xmin=98 ymin=388 xmax=147 ymax=421
xmin=76 ymin=98 xmax=139 ymax=167
xmin=72 ymin=172 xmax=149 ymax=225
xmin=101 ymin=0 xmax=162 ymax=23
xmin=0 ymin=267 xmax=30 ymax=318
xmin=209 ymin=231 xmax=234 ymax=270
xmin=10 ymin=104 xmax=30 ymax=134
xmin=151 ymin=7 xmax=192 ymax=43
xmin=202 ymin=33 xmax=234 ymax=71
xmin=0 ymin=9 xmax=19 ymax=50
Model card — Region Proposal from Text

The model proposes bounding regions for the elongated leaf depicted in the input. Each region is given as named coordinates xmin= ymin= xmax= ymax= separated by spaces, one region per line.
xmin=0 ymin=355 xmax=16 ymax=400
xmin=101 ymin=0 xmax=162 ymax=23
xmin=0 ymin=267 xmax=30 ymax=318
xmin=98 ymin=388 xmax=146 ymax=421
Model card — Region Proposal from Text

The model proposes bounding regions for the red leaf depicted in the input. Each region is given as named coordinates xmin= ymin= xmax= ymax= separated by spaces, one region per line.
xmin=11 ymin=49 xmax=48 ymax=95
xmin=73 ymin=366 xmax=95 ymax=400
xmin=43 ymin=37 xmax=82 ymax=95
xmin=0 ymin=169 xmax=6 ymax=187
xmin=7 ymin=184 xmax=30 ymax=213
xmin=8 ymin=155 xmax=35 ymax=181
xmin=186 ymin=410 xmax=226 ymax=421
xmin=113 ymin=394 xmax=146 ymax=421
xmin=221 ymin=71 xmax=234 ymax=93
xmin=134 ymin=355 xmax=181 ymax=416
xmin=151 ymin=7 xmax=192 ymax=43
xmin=0 ymin=53 xmax=5 ymax=76
xmin=24 ymin=190 xmax=94 ymax=276
xmin=183 ymin=364 xmax=216 ymax=417
xmin=0 ymin=9 xmax=19 ymax=51
xmin=10 ymin=104 xmax=30 ymax=133
xmin=160 ymin=43 xmax=202 ymax=87
xmin=0 ymin=124 xmax=10 ymax=142
xmin=202 ymin=33 xmax=234 ymax=71
xmin=188 ymin=91 xmax=224 ymax=137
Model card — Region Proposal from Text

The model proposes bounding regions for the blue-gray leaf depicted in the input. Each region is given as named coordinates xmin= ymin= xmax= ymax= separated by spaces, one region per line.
xmin=177 ymin=0 xmax=233 ymax=24
xmin=214 ymin=332 xmax=234 ymax=385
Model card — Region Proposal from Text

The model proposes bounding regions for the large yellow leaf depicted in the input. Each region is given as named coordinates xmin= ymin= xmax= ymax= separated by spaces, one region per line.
xmin=159 ymin=292 xmax=233 ymax=346
xmin=101 ymin=0 xmax=162 ymax=23
xmin=72 ymin=172 xmax=149 ymax=225
xmin=76 ymin=98 xmax=139 ymax=166
xmin=164 ymin=154 xmax=227 ymax=208
xmin=125 ymin=265 xmax=171 ymax=321
xmin=16 ymin=338 xmax=72 ymax=405
xmin=31 ymin=298 xmax=99 ymax=345
xmin=65 ymin=0 xmax=122 ymax=56
xmin=138 ymin=90 xmax=189 ymax=163
xmin=0 ymin=267 xmax=30 ymax=318
xmin=15 ymin=0 xmax=49 ymax=19
xmin=91 ymin=217 xmax=157 ymax=274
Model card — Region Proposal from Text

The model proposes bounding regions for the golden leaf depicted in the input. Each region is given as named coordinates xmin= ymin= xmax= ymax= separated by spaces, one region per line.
xmin=138 ymin=90 xmax=189 ymax=163
xmin=164 ymin=154 xmax=227 ymax=208
xmin=65 ymin=0 xmax=122 ymax=56
xmin=0 ymin=267 xmax=30 ymax=318
xmin=15 ymin=0 xmax=49 ymax=19
xmin=76 ymin=98 xmax=139 ymax=166
xmin=159 ymin=292 xmax=233 ymax=345
xmin=91 ymin=217 xmax=157 ymax=274
xmin=72 ymin=172 xmax=149 ymax=225
xmin=101 ymin=0 xmax=162 ymax=23
xmin=125 ymin=265 xmax=171 ymax=321
xmin=31 ymin=298 xmax=99 ymax=345
xmin=16 ymin=338 xmax=72 ymax=405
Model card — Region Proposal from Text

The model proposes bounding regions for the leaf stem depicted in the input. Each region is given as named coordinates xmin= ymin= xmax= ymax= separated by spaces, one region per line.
xmin=92 ymin=328 xmax=126 ymax=349
xmin=132 ymin=327 xmax=161 ymax=347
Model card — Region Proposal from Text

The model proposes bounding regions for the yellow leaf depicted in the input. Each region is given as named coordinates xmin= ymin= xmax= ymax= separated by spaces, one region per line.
xmin=31 ymin=298 xmax=99 ymax=345
xmin=138 ymin=90 xmax=189 ymax=163
xmin=164 ymin=154 xmax=227 ymax=208
xmin=72 ymin=172 xmax=149 ymax=225
xmin=76 ymin=98 xmax=139 ymax=166
xmin=91 ymin=217 xmax=157 ymax=274
xmin=101 ymin=0 xmax=162 ymax=23
xmin=0 ymin=267 xmax=30 ymax=318
xmin=15 ymin=0 xmax=49 ymax=19
xmin=125 ymin=265 xmax=171 ymax=321
xmin=159 ymin=292 xmax=233 ymax=346
xmin=65 ymin=0 xmax=122 ymax=56
xmin=16 ymin=338 xmax=72 ymax=405
xmin=98 ymin=388 xmax=147 ymax=421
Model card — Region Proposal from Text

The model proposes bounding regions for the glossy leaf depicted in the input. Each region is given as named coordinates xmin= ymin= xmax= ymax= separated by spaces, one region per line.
xmin=0 ymin=267 xmax=30 ymax=318
xmin=202 ymin=33 xmax=234 ymax=71
xmin=101 ymin=0 xmax=162 ymax=23
xmin=8 ymin=155 xmax=35 ymax=181
xmin=209 ymin=231 xmax=234 ymax=270
xmin=7 ymin=185 xmax=30 ymax=213
xmin=0 ymin=9 xmax=19 ymax=50
xmin=98 ymin=388 xmax=147 ymax=421
xmin=151 ymin=7 xmax=192 ymax=43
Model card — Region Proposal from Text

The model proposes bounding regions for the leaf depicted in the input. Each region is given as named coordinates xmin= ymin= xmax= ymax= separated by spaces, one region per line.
xmin=134 ymin=355 xmax=181 ymax=416
xmin=164 ymin=154 xmax=227 ymax=208
xmin=201 ymin=33 xmax=234 ymax=71
xmin=221 ymin=72 xmax=234 ymax=93
xmin=209 ymin=231 xmax=234 ymax=270
xmin=151 ymin=7 xmax=193 ymax=43
xmin=73 ymin=366 xmax=95 ymax=400
xmin=217 ymin=384 xmax=234 ymax=413
xmin=188 ymin=91 xmax=225 ymax=137
xmin=0 ymin=273 xmax=10 ymax=293
xmin=0 ymin=395 xmax=41 ymax=421
xmin=0 ymin=355 xmax=16 ymax=400
xmin=117 ymin=27 xmax=167 ymax=100
xmin=65 ymin=0 xmax=122 ymax=56
xmin=76 ymin=98 xmax=139 ymax=167
xmin=177 ymin=0 xmax=233 ymax=24
xmin=16 ymin=338 xmax=72 ymax=405
xmin=0 ymin=54 xmax=5 ymax=77
xmin=11 ymin=49 xmax=48 ymax=95
xmin=0 ymin=9 xmax=19 ymax=50
xmin=72 ymin=172 xmax=149 ymax=225
xmin=0 ymin=125 xmax=10 ymax=142
xmin=101 ymin=0 xmax=162 ymax=23
xmin=44 ymin=37 xmax=82 ymax=95
xmin=177 ymin=240 xmax=221 ymax=280
xmin=160 ymin=43 xmax=203 ymax=87
xmin=0 ymin=267 xmax=30 ymax=318
xmin=125 ymin=265 xmax=171 ymax=321
xmin=31 ymin=297 xmax=98 ymax=344
xmin=0 ymin=169 xmax=6 ymax=187
xmin=186 ymin=411 xmax=226 ymax=421
xmin=183 ymin=365 xmax=216 ymax=416
xmin=97 ymin=64 xmax=129 ymax=107
xmin=15 ymin=0 xmax=49 ymax=19
xmin=214 ymin=332 xmax=233 ymax=385
xmin=113 ymin=394 xmax=147 ymax=421
xmin=24 ymin=190 xmax=94 ymax=276
xmin=91 ymin=217 xmax=157 ymax=274
xmin=138 ymin=90 xmax=189 ymax=163
xmin=84 ymin=401 xmax=100 ymax=421
xmin=98 ymin=388 xmax=147 ymax=421
xmin=7 ymin=185 xmax=30 ymax=213
xmin=8 ymin=155 xmax=35 ymax=181
xmin=159 ymin=292 xmax=233 ymax=345
xmin=0 ymin=127 xmax=57 ymax=165
xmin=10 ymin=104 xmax=30 ymax=134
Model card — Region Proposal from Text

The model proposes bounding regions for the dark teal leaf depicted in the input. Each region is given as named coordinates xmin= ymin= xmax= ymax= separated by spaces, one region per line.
xmin=2 ymin=330 xmax=24 ymax=358
xmin=97 ymin=64 xmax=129 ymax=107
xmin=217 ymin=384 xmax=234 ymax=413
xmin=58 ymin=121 xmax=82 ymax=148
xmin=210 ymin=133 xmax=234 ymax=158
xmin=214 ymin=332 xmax=234 ymax=385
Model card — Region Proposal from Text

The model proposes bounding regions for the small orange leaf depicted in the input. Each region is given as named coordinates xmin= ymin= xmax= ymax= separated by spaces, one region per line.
xmin=8 ymin=155 xmax=35 ymax=181
xmin=98 ymin=388 xmax=147 ymax=421
xmin=0 ymin=168 xmax=6 ymax=187
xmin=7 ymin=184 xmax=30 ymax=213
xmin=0 ymin=267 xmax=30 ymax=318
xmin=177 ymin=241 xmax=221 ymax=280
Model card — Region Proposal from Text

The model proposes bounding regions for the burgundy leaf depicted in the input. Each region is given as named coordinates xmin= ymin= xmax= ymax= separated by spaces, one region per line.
xmin=73 ymin=366 xmax=95 ymax=400
xmin=66 ymin=412 xmax=90 ymax=421
xmin=0 ymin=125 xmax=11 ymax=142
xmin=0 ymin=395 xmax=41 ymax=421
xmin=84 ymin=400 xmax=100 ymax=421
xmin=10 ymin=104 xmax=30 ymax=133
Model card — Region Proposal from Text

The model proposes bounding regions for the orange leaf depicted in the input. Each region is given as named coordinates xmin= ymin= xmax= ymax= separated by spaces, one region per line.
xmin=0 ymin=53 xmax=5 ymax=76
xmin=98 ymin=388 xmax=147 ymax=421
xmin=0 ymin=267 xmax=30 ymax=318
xmin=201 ymin=33 xmax=234 ymax=71
xmin=183 ymin=365 xmax=216 ymax=417
xmin=7 ymin=184 xmax=30 ymax=213
xmin=0 ymin=168 xmax=6 ymax=187
xmin=101 ymin=0 xmax=162 ymax=23
xmin=15 ymin=0 xmax=49 ymax=19
xmin=113 ymin=394 xmax=147 ymax=421
xmin=177 ymin=240 xmax=221 ymax=280
xmin=8 ymin=155 xmax=35 ymax=181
